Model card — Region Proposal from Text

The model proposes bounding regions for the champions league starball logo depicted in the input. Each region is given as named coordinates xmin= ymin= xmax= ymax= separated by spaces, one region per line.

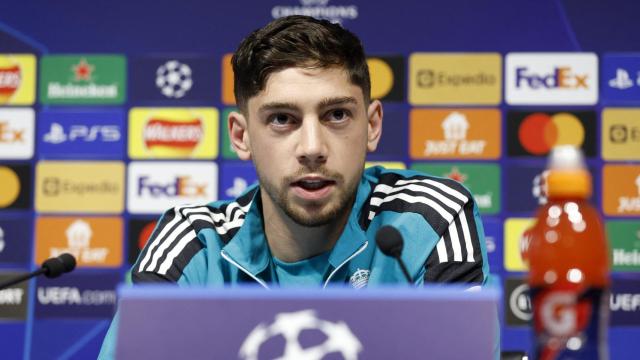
xmin=155 ymin=60 xmax=193 ymax=99
xmin=239 ymin=310 xmax=362 ymax=360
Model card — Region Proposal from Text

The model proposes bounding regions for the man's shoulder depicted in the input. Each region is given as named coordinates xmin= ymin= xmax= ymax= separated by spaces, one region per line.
xmin=131 ymin=185 xmax=258 ymax=283
xmin=360 ymin=166 xmax=474 ymax=236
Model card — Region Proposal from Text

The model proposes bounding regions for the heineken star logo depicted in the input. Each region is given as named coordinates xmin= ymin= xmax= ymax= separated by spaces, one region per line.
xmin=445 ymin=167 xmax=467 ymax=183
xmin=72 ymin=58 xmax=95 ymax=81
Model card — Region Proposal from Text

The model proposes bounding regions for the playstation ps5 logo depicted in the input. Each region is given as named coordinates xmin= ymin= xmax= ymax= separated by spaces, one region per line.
xmin=43 ymin=122 xmax=121 ymax=144
xmin=609 ymin=68 xmax=640 ymax=90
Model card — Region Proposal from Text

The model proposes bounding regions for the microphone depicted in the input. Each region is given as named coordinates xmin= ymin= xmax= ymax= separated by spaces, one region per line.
xmin=0 ymin=253 xmax=76 ymax=291
xmin=375 ymin=226 xmax=412 ymax=284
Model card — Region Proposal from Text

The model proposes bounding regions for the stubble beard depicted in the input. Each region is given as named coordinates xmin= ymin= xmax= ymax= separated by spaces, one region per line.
xmin=258 ymin=167 xmax=361 ymax=227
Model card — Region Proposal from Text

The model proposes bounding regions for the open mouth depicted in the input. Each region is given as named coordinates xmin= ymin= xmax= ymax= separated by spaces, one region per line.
xmin=292 ymin=178 xmax=335 ymax=191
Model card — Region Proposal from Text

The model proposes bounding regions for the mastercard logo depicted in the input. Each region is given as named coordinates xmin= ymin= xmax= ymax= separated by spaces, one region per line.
xmin=0 ymin=166 xmax=20 ymax=207
xmin=517 ymin=112 xmax=585 ymax=155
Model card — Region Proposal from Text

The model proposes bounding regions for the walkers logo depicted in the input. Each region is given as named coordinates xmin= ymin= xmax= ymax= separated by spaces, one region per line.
xmin=127 ymin=161 xmax=218 ymax=214
xmin=35 ymin=217 xmax=122 ymax=268
xmin=271 ymin=0 xmax=358 ymax=24
xmin=367 ymin=56 xmax=404 ymax=102
xmin=507 ymin=111 xmax=596 ymax=157
xmin=602 ymin=108 xmax=640 ymax=160
xmin=129 ymin=108 xmax=218 ymax=159
xmin=128 ymin=218 xmax=157 ymax=264
xmin=38 ymin=109 xmax=125 ymax=159
xmin=39 ymin=55 xmax=126 ymax=105
xmin=0 ymin=164 xmax=30 ymax=210
xmin=409 ymin=109 xmax=500 ymax=160
xmin=606 ymin=221 xmax=640 ymax=272
xmin=220 ymin=162 xmax=257 ymax=200
xmin=610 ymin=278 xmax=640 ymax=326
xmin=35 ymin=161 xmax=124 ymax=213
xmin=505 ymin=277 xmax=532 ymax=326
xmin=411 ymin=163 xmax=500 ymax=214
xmin=505 ymin=53 xmax=598 ymax=105
xmin=601 ymin=54 xmax=640 ymax=103
xmin=35 ymin=272 xmax=119 ymax=318
xmin=0 ymin=216 xmax=32 ymax=265
xmin=0 ymin=108 xmax=34 ymax=159
xmin=603 ymin=165 xmax=640 ymax=216
xmin=0 ymin=272 xmax=29 ymax=320
xmin=130 ymin=56 xmax=217 ymax=102
xmin=0 ymin=54 xmax=36 ymax=105
xmin=504 ymin=218 xmax=534 ymax=272
xmin=409 ymin=53 xmax=501 ymax=105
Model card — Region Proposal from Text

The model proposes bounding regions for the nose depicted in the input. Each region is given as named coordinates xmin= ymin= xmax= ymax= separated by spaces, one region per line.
xmin=295 ymin=118 xmax=328 ymax=166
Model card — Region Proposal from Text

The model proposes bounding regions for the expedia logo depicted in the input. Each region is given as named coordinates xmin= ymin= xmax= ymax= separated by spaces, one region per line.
xmin=42 ymin=177 xmax=118 ymax=197
xmin=417 ymin=70 xmax=496 ymax=88
xmin=143 ymin=117 xmax=203 ymax=150
xmin=35 ymin=161 xmax=124 ymax=213
xmin=409 ymin=53 xmax=501 ymax=105
xmin=137 ymin=176 xmax=207 ymax=197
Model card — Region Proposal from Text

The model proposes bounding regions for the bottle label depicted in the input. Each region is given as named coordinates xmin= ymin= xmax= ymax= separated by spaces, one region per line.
xmin=530 ymin=286 xmax=608 ymax=360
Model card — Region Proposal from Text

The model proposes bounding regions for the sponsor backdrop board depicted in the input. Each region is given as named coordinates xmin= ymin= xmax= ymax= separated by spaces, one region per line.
xmin=1 ymin=0 xmax=640 ymax=358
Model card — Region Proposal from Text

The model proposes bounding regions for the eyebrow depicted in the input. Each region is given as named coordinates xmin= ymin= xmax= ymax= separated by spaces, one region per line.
xmin=257 ymin=96 xmax=359 ymax=114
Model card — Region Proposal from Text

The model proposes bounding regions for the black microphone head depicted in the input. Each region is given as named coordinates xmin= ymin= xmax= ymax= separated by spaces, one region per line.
xmin=42 ymin=253 xmax=76 ymax=278
xmin=376 ymin=226 xmax=404 ymax=258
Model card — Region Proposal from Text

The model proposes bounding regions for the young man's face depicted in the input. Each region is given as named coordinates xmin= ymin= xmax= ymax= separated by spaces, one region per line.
xmin=230 ymin=66 xmax=382 ymax=226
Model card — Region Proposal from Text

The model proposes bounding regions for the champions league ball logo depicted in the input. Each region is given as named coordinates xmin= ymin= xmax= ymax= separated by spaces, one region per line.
xmin=155 ymin=60 xmax=193 ymax=99
xmin=239 ymin=309 xmax=362 ymax=360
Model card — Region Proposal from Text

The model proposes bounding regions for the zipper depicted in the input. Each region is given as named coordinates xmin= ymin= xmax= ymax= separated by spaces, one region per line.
xmin=220 ymin=250 xmax=270 ymax=290
xmin=323 ymin=241 xmax=368 ymax=288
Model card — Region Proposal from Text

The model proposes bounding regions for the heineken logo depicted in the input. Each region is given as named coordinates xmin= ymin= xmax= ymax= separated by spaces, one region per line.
xmin=607 ymin=221 xmax=640 ymax=271
xmin=412 ymin=162 xmax=501 ymax=214
xmin=40 ymin=55 xmax=126 ymax=105
xmin=72 ymin=58 xmax=94 ymax=81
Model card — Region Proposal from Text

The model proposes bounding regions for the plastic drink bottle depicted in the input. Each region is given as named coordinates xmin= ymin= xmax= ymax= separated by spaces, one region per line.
xmin=527 ymin=146 xmax=610 ymax=360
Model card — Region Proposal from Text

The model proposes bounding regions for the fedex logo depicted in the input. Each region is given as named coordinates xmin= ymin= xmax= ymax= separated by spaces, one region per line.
xmin=515 ymin=67 xmax=588 ymax=89
xmin=506 ymin=53 xmax=598 ymax=105
xmin=137 ymin=176 xmax=207 ymax=197
xmin=127 ymin=161 xmax=217 ymax=214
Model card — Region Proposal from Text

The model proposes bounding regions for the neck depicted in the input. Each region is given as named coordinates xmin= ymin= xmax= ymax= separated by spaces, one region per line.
xmin=261 ymin=191 xmax=352 ymax=263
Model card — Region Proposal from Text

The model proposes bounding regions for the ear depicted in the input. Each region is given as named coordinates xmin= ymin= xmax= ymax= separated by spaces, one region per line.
xmin=228 ymin=111 xmax=252 ymax=160
xmin=366 ymin=100 xmax=383 ymax=152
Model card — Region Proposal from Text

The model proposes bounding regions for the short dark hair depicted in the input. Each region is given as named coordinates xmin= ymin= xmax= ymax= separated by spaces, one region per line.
xmin=232 ymin=15 xmax=371 ymax=112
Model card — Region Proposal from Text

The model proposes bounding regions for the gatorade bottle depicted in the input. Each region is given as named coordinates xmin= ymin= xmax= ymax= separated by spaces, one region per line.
xmin=527 ymin=146 xmax=610 ymax=360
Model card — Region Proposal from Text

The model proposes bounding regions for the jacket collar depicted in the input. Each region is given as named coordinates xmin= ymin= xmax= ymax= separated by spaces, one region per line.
xmin=221 ymin=175 xmax=372 ymax=280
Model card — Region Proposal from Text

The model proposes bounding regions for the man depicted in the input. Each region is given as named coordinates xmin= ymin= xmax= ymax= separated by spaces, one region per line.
xmin=99 ymin=15 xmax=490 ymax=357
